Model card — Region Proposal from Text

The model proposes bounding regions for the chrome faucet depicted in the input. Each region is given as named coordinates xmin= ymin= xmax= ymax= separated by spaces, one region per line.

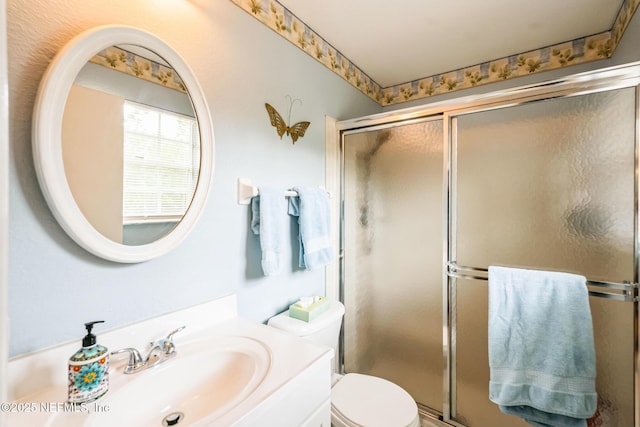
xmin=110 ymin=347 xmax=145 ymax=374
xmin=111 ymin=326 xmax=186 ymax=374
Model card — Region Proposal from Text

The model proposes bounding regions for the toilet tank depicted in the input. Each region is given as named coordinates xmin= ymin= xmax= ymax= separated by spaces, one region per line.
xmin=267 ymin=300 xmax=345 ymax=355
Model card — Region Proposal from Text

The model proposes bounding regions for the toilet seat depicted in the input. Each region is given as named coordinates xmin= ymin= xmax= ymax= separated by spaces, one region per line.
xmin=331 ymin=373 xmax=420 ymax=427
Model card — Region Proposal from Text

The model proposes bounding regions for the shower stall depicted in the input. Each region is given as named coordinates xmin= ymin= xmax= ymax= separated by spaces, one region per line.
xmin=338 ymin=63 xmax=640 ymax=426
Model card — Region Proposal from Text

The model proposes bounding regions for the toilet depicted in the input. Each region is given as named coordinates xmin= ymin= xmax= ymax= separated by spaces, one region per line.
xmin=268 ymin=300 xmax=421 ymax=427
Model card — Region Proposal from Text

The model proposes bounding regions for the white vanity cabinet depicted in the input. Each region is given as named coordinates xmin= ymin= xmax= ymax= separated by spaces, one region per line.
xmin=230 ymin=347 xmax=332 ymax=427
xmin=300 ymin=400 xmax=331 ymax=427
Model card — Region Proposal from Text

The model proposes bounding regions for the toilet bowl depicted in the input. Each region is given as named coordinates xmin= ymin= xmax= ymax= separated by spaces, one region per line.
xmin=331 ymin=373 xmax=420 ymax=427
xmin=267 ymin=300 xmax=420 ymax=427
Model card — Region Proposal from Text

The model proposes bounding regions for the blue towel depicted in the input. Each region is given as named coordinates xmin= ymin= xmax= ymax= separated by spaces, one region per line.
xmin=288 ymin=187 xmax=333 ymax=270
xmin=251 ymin=187 xmax=286 ymax=276
xmin=488 ymin=266 xmax=597 ymax=427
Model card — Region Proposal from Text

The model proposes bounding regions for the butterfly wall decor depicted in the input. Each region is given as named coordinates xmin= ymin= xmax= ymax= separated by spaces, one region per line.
xmin=265 ymin=97 xmax=310 ymax=144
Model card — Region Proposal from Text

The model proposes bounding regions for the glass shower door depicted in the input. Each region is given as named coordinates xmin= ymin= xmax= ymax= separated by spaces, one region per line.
xmin=451 ymin=87 xmax=637 ymax=426
xmin=341 ymin=118 xmax=444 ymax=414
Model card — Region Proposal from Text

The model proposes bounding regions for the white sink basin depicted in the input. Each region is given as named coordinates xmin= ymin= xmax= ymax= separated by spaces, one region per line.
xmin=7 ymin=301 xmax=333 ymax=427
xmin=46 ymin=335 xmax=271 ymax=427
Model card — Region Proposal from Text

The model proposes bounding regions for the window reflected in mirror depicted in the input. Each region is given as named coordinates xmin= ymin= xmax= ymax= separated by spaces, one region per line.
xmin=122 ymin=101 xmax=200 ymax=245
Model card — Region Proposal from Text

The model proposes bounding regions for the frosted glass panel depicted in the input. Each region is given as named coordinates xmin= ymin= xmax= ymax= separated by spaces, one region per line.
xmin=453 ymin=88 xmax=636 ymax=426
xmin=342 ymin=120 xmax=443 ymax=412
xmin=455 ymin=278 xmax=530 ymax=427
xmin=456 ymin=88 xmax=635 ymax=281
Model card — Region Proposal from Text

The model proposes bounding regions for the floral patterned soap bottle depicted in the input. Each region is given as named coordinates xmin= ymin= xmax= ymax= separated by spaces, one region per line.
xmin=68 ymin=321 xmax=109 ymax=404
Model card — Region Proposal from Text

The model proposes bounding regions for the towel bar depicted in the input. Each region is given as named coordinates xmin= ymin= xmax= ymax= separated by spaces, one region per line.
xmin=446 ymin=261 xmax=639 ymax=302
xmin=237 ymin=177 xmax=331 ymax=205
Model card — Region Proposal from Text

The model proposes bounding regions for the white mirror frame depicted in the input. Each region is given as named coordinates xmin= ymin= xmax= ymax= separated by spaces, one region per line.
xmin=33 ymin=25 xmax=214 ymax=263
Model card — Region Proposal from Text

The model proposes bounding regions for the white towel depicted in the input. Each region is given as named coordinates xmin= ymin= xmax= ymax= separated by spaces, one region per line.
xmin=488 ymin=266 xmax=597 ymax=427
xmin=250 ymin=187 xmax=286 ymax=276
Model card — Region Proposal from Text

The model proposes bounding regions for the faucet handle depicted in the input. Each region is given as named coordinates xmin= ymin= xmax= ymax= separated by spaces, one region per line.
xmin=111 ymin=348 xmax=145 ymax=374
xmin=166 ymin=325 xmax=186 ymax=341
xmin=148 ymin=326 xmax=186 ymax=357
xmin=163 ymin=326 xmax=186 ymax=355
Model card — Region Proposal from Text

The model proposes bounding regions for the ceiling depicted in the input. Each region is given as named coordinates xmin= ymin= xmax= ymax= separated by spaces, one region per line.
xmin=278 ymin=0 xmax=625 ymax=88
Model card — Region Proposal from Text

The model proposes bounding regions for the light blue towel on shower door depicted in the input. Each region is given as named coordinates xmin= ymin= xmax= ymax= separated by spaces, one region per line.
xmin=488 ymin=266 xmax=597 ymax=427
xmin=288 ymin=186 xmax=333 ymax=270
xmin=251 ymin=187 xmax=287 ymax=276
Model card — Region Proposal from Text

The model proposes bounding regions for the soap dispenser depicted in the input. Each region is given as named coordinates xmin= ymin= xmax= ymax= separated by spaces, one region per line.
xmin=68 ymin=321 xmax=109 ymax=404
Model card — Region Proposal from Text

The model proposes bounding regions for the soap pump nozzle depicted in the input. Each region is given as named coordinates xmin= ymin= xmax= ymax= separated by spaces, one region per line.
xmin=82 ymin=320 xmax=105 ymax=348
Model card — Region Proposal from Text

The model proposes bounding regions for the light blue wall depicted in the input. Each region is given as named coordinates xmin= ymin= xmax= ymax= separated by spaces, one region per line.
xmin=7 ymin=0 xmax=380 ymax=357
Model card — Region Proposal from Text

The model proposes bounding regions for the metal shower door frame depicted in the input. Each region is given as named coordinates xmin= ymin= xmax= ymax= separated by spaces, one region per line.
xmin=338 ymin=115 xmax=445 ymax=420
xmin=335 ymin=61 xmax=640 ymax=427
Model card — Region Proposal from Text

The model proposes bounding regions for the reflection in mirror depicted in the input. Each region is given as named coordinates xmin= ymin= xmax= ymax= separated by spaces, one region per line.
xmin=61 ymin=45 xmax=200 ymax=246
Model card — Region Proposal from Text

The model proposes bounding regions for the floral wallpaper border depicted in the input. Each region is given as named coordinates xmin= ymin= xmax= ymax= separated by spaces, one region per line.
xmin=230 ymin=0 xmax=639 ymax=106
xmin=89 ymin=46 xmax=187 ymax=93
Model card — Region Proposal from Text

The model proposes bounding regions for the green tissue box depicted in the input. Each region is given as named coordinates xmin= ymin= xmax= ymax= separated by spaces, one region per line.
xmin=289 ymin=296 xmax=329 ymax=322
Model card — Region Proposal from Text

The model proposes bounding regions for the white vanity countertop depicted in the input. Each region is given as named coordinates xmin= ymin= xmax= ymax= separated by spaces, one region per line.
xmin=6 ymin=295 xmax=333 ymax=426
xmin=8 ymin=294 xmax=239 ymax=401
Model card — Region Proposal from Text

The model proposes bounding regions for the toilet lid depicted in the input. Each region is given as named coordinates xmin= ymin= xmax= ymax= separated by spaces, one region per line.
xmin=331 ymin=373 xmax=418 ymax=427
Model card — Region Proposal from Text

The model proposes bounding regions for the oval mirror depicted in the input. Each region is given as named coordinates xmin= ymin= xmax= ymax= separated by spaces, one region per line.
xmin=33 ymin=26 xmax=214 ymax=263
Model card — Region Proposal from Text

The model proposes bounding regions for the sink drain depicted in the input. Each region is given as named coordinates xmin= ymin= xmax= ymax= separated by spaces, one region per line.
xmin=162 ymin=412 xmax=185 ymax=426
